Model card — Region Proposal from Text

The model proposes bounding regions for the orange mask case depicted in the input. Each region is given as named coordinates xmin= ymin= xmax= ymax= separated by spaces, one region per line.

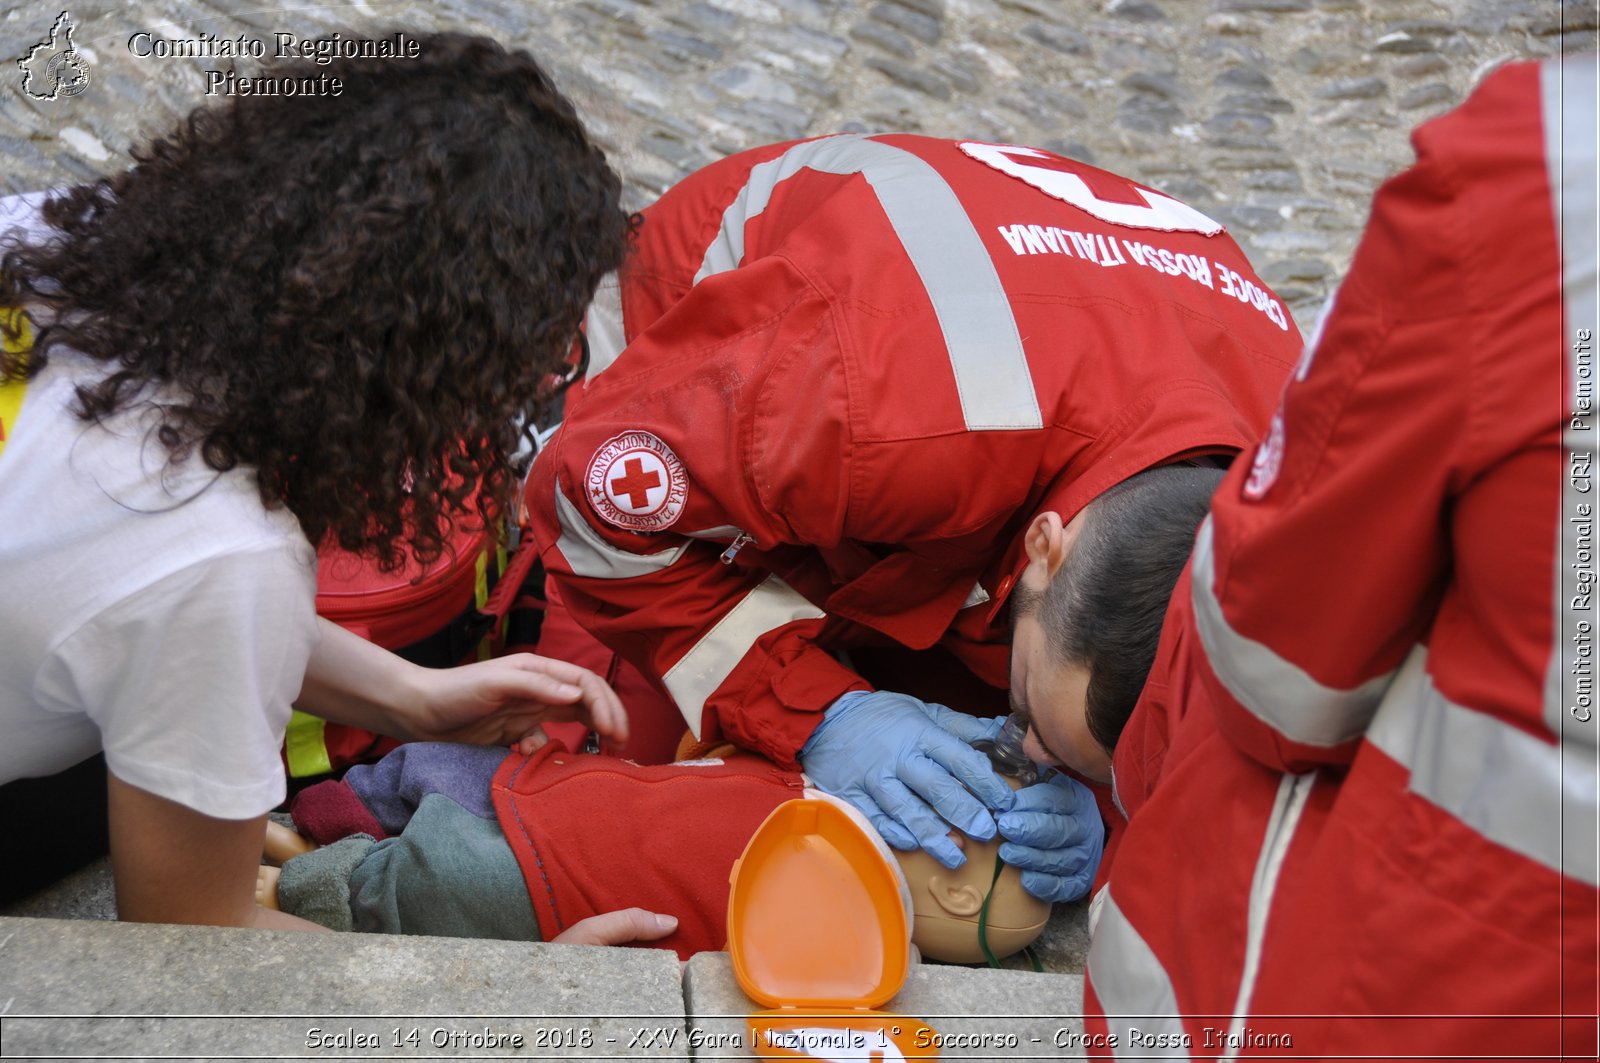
xmin=727 ymin=793 xmax=939 ymax=1061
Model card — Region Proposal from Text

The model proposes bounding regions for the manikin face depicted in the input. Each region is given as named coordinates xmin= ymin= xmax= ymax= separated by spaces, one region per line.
xmin=1006 ymin=510 xmax=1115 ymax=785
xmin=893 ymin=789 xmax=1051 ymax=963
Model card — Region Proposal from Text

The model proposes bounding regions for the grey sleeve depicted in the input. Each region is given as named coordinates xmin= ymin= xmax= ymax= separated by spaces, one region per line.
xmin=347 ymin=792 xmax=539 ymax=941
xmin=277 ymin=834 xmax=377 ymax=932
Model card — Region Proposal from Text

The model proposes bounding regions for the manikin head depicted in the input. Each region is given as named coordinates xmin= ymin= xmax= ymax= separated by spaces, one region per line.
xmin=892 ymin=777 xmax=1050 ymax=964
xmin=1007 ymin=465 xmax=1225 ymax=783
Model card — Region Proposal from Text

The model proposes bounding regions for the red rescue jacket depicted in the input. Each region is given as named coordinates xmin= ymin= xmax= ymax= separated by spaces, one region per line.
xmin=1086 ymin=60 xmax=1600 ymax=1058
xmin=491 ymin=742 xmax=803 ymax=958
xmin=530 ymin=134 xmax=1299 ymax=765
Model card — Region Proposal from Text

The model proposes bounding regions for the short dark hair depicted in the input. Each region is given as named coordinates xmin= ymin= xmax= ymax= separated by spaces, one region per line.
xmin=1037 ymin=464 xmax=1225 ymax=755
xmin=1 ymin=33 xmax=630 ymax=571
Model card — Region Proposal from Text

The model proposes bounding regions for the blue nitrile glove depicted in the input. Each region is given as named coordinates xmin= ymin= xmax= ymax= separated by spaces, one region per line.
xmin=996 ymin=773 xmax=1106 ymax=903
xmin=799 ymin=690 xmax=1014 ymax=870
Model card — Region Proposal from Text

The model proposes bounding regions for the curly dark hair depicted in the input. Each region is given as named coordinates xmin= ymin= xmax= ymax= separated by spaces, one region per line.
xmin=0 ymin=33 xmax=630 ymax=569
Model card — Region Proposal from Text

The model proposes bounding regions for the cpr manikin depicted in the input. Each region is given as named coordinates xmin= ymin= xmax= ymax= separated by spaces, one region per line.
xmin=257 ymin=735 xmax=1053 ymax=964
xmin=892 ymin=775 xmax=1050 ymax=963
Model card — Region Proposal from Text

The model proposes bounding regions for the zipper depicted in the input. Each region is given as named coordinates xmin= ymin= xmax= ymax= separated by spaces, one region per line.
xmin=719 ymin=531 xmax=755 ymax=565
xmin=1220 ymin=771 xmax=1314 ymax=1063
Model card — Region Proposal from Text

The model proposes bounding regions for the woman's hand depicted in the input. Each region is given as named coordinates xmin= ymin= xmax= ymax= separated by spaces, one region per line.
xmin=298 ymin=619 xmax=628 ymax=752
xmin=405 ymin=652 xmax=629 ymax=753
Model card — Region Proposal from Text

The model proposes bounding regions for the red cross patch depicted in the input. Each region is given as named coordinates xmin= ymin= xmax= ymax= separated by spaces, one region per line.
xmin=585 ymin=431 xmax=688 ymax=532
xmin=1242 ymin=412 xmax=1285 ymax=501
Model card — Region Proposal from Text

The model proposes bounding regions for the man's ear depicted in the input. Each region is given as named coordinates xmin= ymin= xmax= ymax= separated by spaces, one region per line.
xmin=1023 ymin=511 xmax=1078 ymax=579
xmin=926 ymin=873 xmax=986 ymax=917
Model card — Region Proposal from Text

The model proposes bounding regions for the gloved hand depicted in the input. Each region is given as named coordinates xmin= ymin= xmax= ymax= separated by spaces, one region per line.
xmin=996 ymin=773 xmax=1105 ymax=903
xmin=799 ymin=690 xmax=1013 ymax=869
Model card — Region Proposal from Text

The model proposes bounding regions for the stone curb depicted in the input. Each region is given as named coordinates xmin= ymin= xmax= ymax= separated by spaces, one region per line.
xmin=683 ymin=950 xmax=1088 ymax=1061
xmin=0 ymin=915 xmax=687 ymax=1060
xmin=0 ymin=912 xmax=1093 ymax=1061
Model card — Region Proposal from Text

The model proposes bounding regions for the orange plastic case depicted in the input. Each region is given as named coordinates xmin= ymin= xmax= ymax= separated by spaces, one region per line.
xmin=728 ymin=795 xmax=939 ymax=1060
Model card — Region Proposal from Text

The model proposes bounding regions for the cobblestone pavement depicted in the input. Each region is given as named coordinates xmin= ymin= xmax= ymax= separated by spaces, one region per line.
xmin=0 ymin=1 xmax=1593 ymax=972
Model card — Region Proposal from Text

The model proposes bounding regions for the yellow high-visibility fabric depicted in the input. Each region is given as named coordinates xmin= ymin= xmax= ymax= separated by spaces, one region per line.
xmin=0 ymin=309 xmax=32 ymax=460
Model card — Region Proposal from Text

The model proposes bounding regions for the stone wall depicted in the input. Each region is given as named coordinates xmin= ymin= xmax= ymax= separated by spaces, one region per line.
xmin=2 ymin=1 xmax=1592 ymax=328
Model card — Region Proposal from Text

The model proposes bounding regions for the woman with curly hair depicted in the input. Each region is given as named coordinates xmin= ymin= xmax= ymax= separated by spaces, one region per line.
xmin=0 ymin=33 xmax=664 ymax=942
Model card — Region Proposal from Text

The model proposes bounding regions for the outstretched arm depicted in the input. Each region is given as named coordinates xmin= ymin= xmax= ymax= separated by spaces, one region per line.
xmin=296 ymin=618 xmax=628 ymax=754
xmin=252 ymin=819 xmax=681 ymax=947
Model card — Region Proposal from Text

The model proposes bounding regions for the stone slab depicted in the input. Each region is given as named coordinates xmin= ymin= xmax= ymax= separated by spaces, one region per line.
xmin=1031 ymin=899 xmax=1091 ymax=975
xmin=0 ymin=916 xmax=687 ymax=1060
xmin=682 ymin=951 xmax=1089 ymax=1061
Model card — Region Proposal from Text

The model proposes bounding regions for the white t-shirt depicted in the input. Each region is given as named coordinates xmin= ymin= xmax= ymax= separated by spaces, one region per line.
xmin=0 ymin=193 xmax=319 ymax=819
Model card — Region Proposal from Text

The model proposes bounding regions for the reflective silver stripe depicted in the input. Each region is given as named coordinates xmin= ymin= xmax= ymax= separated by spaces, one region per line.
xmin=961 ymin=580 xmax=990 ymax=609
xmin=1220 ymin=773 xmax=1314 ymax=1063
xmin=1085 ymin=888 xmax=1190 ymax=1060
xmin=1369 ymin=647 xmax=1600 ymax=887
xmin=552 ymin=483 xmax=688 ymax=580
xmin=681 ymin=525 xmax=745 ymax=541
xmin=582 ymin=271 xmax=626 ymax=380
xmin=1087 ymin=883 xmax=1109 ymax=937
xmin=1191 ymin=517 xmax=1395 ymax=746
xmin=662 ymin=573 xmax=826 ymax=738
xmin=1294 ymin=283 xmax=1340 ymax=383
xmin=694 ymin=134 xmax=1042 ymax=431
xmin=1541 ymin=56 xmax=1600 ymax=890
